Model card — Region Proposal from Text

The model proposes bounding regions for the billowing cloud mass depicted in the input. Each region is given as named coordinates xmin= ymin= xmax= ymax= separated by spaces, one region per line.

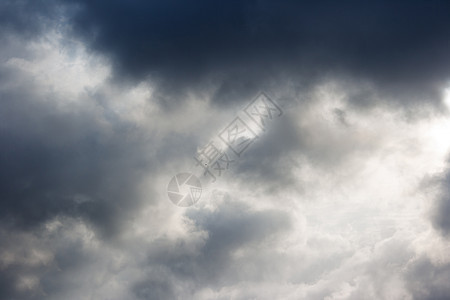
xmin=1 ymin=1 xmax=450 ymax=299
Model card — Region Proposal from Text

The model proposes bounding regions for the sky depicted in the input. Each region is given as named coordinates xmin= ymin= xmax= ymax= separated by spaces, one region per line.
xmin=1 ymin=1 xmax=450 ymax=299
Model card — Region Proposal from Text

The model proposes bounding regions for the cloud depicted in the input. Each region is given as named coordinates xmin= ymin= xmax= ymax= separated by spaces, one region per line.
xmin=1 ymin=1 xmax=450 ymax=299
xmin=0 ymin=0 xmax=56 ymax=36
xmin=57 ymin=0 xmax=450 ymax=108
xmin=0 ymin=31 xmax=158 ymax=237
xmin=406 ymin=255 xmax=450 ymax=300
xmin=431 ymin=160 xmax=450 ymax=237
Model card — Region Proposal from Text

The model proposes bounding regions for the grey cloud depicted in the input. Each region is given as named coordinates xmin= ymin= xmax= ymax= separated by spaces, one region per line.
xmin=0 ymin=60 xmax=158 ymax=237
xmin=2 ymin=1 xmax=450 ymax=299
xmin=0 ymin=0 xmax=64 ymax=38
xmin=52 ymin=0 xmax=450 ymax=109
xmin=131 ymin=197 xmax=293 ymax=298
xmin=406 ymin=256 xmax=450 ymax=300
xmin=431 ymin=160 xmax=450 ymax=237
xmin=3 ymin=1 xmax=450 ymax=109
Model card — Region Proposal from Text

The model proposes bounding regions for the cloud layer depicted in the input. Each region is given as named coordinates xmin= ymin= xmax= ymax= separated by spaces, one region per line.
xmin=1 ymin=1 xmax=450 ymax=299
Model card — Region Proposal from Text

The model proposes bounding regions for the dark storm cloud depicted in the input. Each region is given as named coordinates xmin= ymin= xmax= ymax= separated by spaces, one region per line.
xmin=0 ymin=0 xmax=62 ymax=37
xmin=59 ymin=0 xmax=450 ymax=107
xmin=0 ymin=63 xmax=162 ymax=237
xmin=230 ymin=113 xmax=303 ymax=194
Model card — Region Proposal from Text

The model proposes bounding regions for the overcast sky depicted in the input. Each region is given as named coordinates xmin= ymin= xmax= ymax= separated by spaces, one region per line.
xmin=1 ymin=1 xmax=450 ymax=299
